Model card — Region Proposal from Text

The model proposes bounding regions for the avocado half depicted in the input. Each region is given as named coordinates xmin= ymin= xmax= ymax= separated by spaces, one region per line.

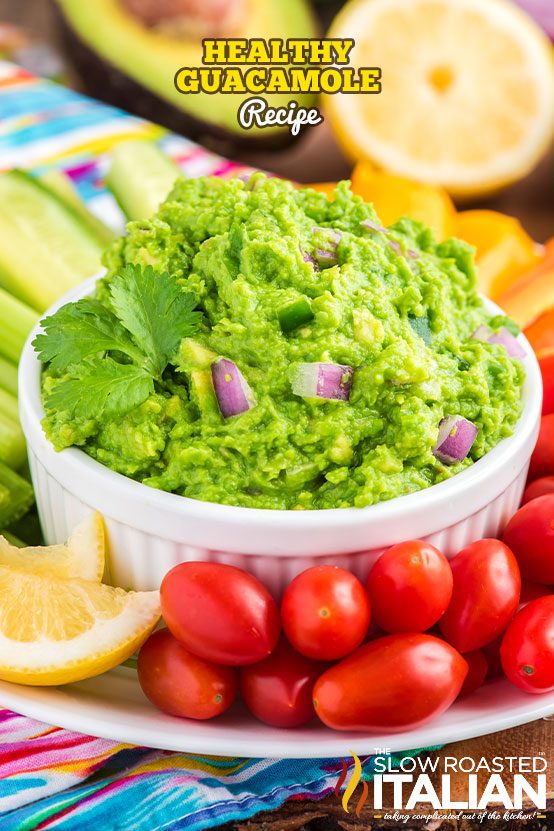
xmin=53 ymin=0 xmax=319 ymax=153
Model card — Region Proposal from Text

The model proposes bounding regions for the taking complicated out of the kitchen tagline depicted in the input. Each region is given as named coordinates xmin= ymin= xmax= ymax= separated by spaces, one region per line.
xmin=174 ymin=39 xmax=382 ymax=135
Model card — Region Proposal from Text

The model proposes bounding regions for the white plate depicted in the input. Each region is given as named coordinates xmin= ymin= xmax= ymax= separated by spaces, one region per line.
xmin=0 ymin=669 xmax=553 ymax=757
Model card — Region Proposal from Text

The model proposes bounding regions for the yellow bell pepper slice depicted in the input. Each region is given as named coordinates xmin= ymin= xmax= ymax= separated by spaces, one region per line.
xmin=350 ymin=164 xmax=456 ymax=241
xmin=455 ymin=210 xmax=542 ymax=299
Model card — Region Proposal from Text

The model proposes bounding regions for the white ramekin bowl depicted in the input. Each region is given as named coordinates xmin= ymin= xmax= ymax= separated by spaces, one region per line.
xmin=19 ymin=276 xmax=542 ymax=595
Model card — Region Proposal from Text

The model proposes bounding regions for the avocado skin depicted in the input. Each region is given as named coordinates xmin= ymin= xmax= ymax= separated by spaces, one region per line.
xmin=53 ymin=3 xmax=307 ymax=155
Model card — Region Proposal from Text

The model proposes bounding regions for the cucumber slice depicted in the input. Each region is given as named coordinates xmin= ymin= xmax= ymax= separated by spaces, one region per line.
xmin=0 ymin=462 xmax=34 ymax=528
xmin=0 ymin=356 xmax=19 ymax=399
xmin=106 ymin=139 xmax=182 ymax=221
xmin=0 ymin=287 xmax=38 ymax=364
xmin=38 ymin=169 xmax=116 ymax=246
xmin=0 ymin=171 xmax=104 ymax=312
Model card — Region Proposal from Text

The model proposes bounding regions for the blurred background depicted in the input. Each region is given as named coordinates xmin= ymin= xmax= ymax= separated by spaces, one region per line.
xmin=2 ymin=0 xmax=554 ymax=241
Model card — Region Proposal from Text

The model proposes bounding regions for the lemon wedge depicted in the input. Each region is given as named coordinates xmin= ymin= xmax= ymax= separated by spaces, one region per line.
xmin=0 ymin=566 xmax=160 ymax=685
xmin=327 ymin=0 xmax=554 ymax=198
xmin=0 ymin=513 xmax=105 ymax=582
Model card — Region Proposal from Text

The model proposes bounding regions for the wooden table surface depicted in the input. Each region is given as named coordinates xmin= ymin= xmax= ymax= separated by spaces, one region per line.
xmin=2 ymin=2 xmax=554 ymax=828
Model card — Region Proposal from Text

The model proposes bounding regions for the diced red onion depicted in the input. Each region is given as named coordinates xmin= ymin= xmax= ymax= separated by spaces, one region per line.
xmin=211 ymin=358 xmax=256 ymax=418
xmin=302 ymin=251 xmax=317 ymax=270
xmin=291 ymin=362 xmax=354 ymax=401
xmin=433 ymin=416 xmax=478 ymax=465
xmin=315 ymin=248 xmax=338 ymax=267
xmin=489 ymin=327 xmax=527 ymax=359
xmin=312 ymin=227 xmax=341 ymax=267
xmin=360 ymin=219 xmax=388 ymax=234
xmin=471 ymin=325 xmax=525 ymax=359
xmin=360 ymin=220 xmax=412 ymax=258
xmin=313 ymin=227 xmax=341 ymax=246
xmin=471 ymin=324 xmax=493 ymax=343
xmin=513 ymin=1 xmax=554 ymax=41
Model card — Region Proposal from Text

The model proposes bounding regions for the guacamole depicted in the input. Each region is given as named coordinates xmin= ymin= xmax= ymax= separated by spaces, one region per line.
xmin=41 ymin=174 xmax=525 ymax=509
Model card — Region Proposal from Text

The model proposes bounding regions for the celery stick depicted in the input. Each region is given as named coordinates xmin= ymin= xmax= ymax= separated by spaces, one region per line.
xmin=0 ymin=287 xmax=37 ymax=363
xmin=106 ymin=140 xmax=182 ymax=220
xmin=0 ymin=388 xmax=18 ymax=423
xmin=38 ymin=169 xmax=116 ymax=246
xmin=0 ymin=462 xmax=34 ymax=527
xmin=2 ymin=531 xmax=25 ymax=547
xmin=0 ymin=171 xmax=103 ymax=311
xmin=0 ymin=355 xmax=18 ymax=398
xmin=0 ymin=411 xmax=26 ymax=470
xmin=7 ymin=508 xmax=41 ymax=545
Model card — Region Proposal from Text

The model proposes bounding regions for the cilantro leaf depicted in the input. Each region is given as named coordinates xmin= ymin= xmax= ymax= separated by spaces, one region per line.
xmin=33 ymin=298 xmax=142 ymax=373
xmin=46 ymin=358 xmax=153 ymax=420
xmin=408 ymin=314 xmax=432 ymax=345
xmin=110 ymin=264 xmax=201 ymax=377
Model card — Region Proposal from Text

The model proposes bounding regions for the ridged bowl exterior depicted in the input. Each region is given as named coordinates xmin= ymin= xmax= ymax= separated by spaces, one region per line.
xmin=20 ymin=278 xmax=542 ymax=596
xmin=26 ymin=449 xmax=529 ymax=596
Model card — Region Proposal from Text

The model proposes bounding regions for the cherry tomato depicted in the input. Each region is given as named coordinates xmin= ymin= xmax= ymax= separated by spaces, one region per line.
xmin=482 ymin=636 xmax=504 ymax=679
xmin=503 ymin=494 xmax=554 ymax=583
xmin=281 ymin=566 xmax=370 ymax=661
xmin=538 ymin=351 xmax=554 ymax=415
xmin=313 ymin=634 xmax=467 ymax=732
xmin=457 ymin=650 xmax=488 ymax=699
xmin=519 ymin=580 xmax=552 ymax=608
xmin=367 ymin=540 xmax=453 ymax=633
xmin=138 ymin=629 xmax=237 ymax=719
xmin=528 ymin=414 xmax=554 ymax=481
xmin=522 ymin=476 xmax=554 ymax=505
xmin=239 ymin=638 xmax=325 ymax=728
xmin=439 ymin=540 xmax=521 ymax=653
xmin=501 ymin=596 xmax=554 ymax=693
xmin=160 ymin=563 xmax=280 ymax=665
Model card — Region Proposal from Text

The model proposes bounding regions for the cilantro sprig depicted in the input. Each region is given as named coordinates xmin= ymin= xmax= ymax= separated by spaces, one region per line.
xmin=34 ymin=264 xmax=201 ymax=420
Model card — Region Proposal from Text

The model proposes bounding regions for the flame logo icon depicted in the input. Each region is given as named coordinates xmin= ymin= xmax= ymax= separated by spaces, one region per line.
xmin=335 ymin=751 xmax=369 ymax=817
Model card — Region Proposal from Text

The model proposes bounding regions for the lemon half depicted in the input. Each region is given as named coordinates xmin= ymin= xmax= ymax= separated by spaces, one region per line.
xmin=0 ymin=566 xmax=160 ymax=685
xmin=0 ymin=513 xmax=105 ymax=582
xmin=327 ymin=0 xmax=554 ymax=197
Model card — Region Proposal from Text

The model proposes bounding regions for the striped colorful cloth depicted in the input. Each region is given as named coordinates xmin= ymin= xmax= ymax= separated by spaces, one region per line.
xmin=0 ymin=61 xmax=247 ymax=225
xmin=0 ymin=61 xmax=429 ymax=829
xmin=0 ymin=710 xmax=429 ymax=830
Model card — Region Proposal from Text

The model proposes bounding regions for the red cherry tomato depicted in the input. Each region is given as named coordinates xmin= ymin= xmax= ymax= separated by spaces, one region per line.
xmin=519 ymin=580 xmax=552 ymax=609
xmin=457 ymin=650 xmax=488 ymax=699
xmin=137 ymin=629 xmax=237 ymax=719
xmin=281 ymin=566 xmax=370 ymax=661
xmin=439 ymin=539 xmax=521 ymax=653
xmin=313 ymin=634 xmax=467 ymax=732
xmin=503 ymin=494 xmax=554 ymax=583
xmin=160 ymin=563 xmax=280 ymax=665
xmin=482 ymin=636 xmax=504 ymax=679
xmin=239 ymin=638 xmax=325 ymax=728
xmin=501 ymin=596 xmax=554 ymax=693
xmin=528 ymin=414 xmax=554 ymax=481
xmin=522 ymin=476 xmax=554 ymax=505
xmin=367 ymin=540 xmax=453 ymax=633
xmin=538 ymin=351 xmax=554 ymax=415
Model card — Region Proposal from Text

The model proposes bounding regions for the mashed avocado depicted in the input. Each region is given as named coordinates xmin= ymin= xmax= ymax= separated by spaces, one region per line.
xmin=41 ymin=174 xmax=525 ymax=509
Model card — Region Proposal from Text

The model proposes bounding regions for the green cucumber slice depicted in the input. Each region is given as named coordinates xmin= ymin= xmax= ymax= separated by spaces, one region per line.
xmin=106 ymin=139 xmax=182 ymax=221
xmin=0 ymin=170 xmax=104 ymax=311
xmin=38 ymin=169 xmax=116 ymax=246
